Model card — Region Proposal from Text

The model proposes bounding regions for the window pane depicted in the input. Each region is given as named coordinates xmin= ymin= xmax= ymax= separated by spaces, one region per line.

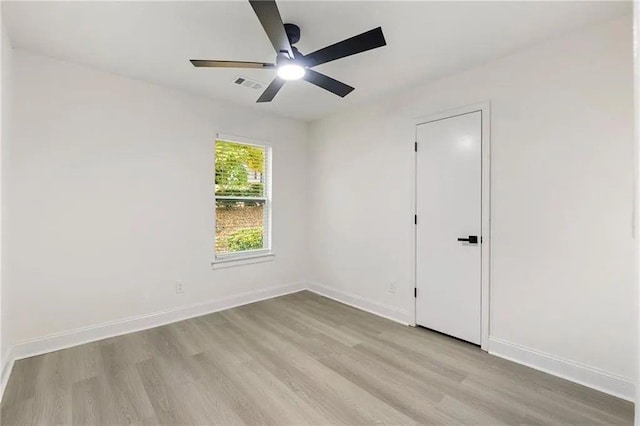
xmin=215 ymin=200 xmax=264 ymax=254
xmin=215 ymin=141 xmax=265 ymax=197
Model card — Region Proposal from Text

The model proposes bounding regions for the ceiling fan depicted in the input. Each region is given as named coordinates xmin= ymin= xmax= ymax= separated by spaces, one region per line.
xmin=190 ymin=0 xmax=387 ymax=103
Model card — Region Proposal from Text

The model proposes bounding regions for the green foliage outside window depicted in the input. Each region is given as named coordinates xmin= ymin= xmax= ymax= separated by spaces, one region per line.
xmin=215 ymin=141 xmax=265 ymax=197
xmin=226 ymin=227 xmax=263 ymax=251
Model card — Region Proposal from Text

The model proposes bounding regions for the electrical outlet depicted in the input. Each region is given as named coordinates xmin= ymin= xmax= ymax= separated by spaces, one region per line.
xmin=389 ymin=281 xmax=397 ymax=294
xmin=176 ymin=282 xmax=184 ymax=294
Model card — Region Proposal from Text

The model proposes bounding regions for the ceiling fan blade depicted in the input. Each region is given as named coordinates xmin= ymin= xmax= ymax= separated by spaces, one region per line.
xmin=303 ymin=27 xmax=386 ymax=68
xmin=248 ymin=0 xmax=294 ymax=59
xmin=303 ymin=69 xmax=354 ymax=98
xmin=190 ymin=60 xmax=276 ymax=69
xmin=257 ymin=77 xmax=286 ymax=103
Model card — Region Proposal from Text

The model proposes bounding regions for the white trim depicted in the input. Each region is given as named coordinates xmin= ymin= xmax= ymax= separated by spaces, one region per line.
xmin=8 ymin=282 xmax=305 ymax=364
xmin=633 ymin=4 xmax=640 ymax=425
xmin=215 ymin=196 xmax=267 ymax=201
xmin=489 ymin=337 xmax=635 ymax=402
xmin=0 ymin=281 xmax=633 ymax=404
xmin=214 ymin=247 xmax=272 ymax=260
xmin=263 ymin=141 xmax=273 ymax=252
xmin=307 ymin=281 xmax=412 ymax=325
xmin=0 ymin=347 xmax=16 ymax=403
xmin=309 ymin=278 xmax=636 ymax=401
xmin=212 ymin=251 xmax=275 ymax=269
xmin=412 ymin=101 xmax=492 ymax=351
xmin=216 ymin=133 xmax=270 ymax=148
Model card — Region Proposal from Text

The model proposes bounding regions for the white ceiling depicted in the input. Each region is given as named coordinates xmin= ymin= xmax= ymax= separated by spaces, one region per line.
xmin=3 ymin=1 xmax=631 ymax=122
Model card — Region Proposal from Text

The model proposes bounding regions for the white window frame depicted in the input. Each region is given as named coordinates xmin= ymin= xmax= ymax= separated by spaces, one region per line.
xmin=212 ymin=133 xmax=274 ymax=268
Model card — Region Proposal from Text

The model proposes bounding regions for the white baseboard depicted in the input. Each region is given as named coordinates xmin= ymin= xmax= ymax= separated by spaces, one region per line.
xmin=1 ymin=282 xmax=634 ymax=406
xmin=0 ymin=346 xmax=16 ymax=403
xmin=489 ymin=337 xmax=635 ymax=402
xmin=307 ymin=281 xmax=412 ymax=325
xmin=9 ymin=281 xmax=306 ymax=365
xmin=307 ymin=281 xmax=635 ymax=402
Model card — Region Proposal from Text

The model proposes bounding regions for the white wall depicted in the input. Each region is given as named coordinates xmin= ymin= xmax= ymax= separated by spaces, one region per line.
xmin=5 ymin=49 xmax=308 ymax=350
xmin=308 ymin=16 xmax=636 ymax=398
xmin=0 ymin=19 xmax=12 ymax=386
xmin=634 ymin=1 xmax=639 ymax=422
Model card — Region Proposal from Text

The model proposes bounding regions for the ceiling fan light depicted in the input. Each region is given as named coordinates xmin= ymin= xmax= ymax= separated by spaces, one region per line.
xmin=277 ymin=64 xmax=306 ymax=80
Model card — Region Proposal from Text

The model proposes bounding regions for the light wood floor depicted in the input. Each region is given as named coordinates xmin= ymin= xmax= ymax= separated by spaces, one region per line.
xmin=1 ymin=291 xmax=634 ymax=425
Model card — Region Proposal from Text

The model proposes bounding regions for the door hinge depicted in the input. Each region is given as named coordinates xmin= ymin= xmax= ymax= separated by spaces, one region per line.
xmin=414 ymin=288 xmax=417 ymax=298
xmin=414 ymin=215 xmax=417 ymax=225
xmin=414 ymin=141 xmax=418 ymax=152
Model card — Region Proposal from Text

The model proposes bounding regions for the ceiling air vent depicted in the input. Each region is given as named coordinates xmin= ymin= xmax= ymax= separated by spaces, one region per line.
xmin=234 ymin=77 xmax=265 ymax=90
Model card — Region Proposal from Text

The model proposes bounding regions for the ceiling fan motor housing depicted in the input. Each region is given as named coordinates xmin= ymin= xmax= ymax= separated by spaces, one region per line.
xmin=284 ymin=23 xmax=300 ymax=45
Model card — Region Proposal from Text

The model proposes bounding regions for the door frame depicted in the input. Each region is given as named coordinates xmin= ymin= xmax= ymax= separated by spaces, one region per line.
xmin=411 ymin=101 xmax=491 ymax=351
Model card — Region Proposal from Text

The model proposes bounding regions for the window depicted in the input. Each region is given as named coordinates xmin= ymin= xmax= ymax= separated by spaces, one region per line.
xmin=214 ymin=136 xmax=272 ymax=261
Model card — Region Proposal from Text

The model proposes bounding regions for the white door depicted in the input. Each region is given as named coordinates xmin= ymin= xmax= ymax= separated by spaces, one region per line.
xmin=416 ymin=111 xmax=482 ymax=345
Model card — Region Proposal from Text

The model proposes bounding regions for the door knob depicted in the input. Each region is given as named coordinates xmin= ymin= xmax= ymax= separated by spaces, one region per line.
xmin=457 ymin=235 xmax=478 ymax=244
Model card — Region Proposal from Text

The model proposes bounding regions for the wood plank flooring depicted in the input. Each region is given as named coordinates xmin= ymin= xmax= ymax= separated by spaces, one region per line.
xmin=1 ymin=291 xmax=634 ymax=425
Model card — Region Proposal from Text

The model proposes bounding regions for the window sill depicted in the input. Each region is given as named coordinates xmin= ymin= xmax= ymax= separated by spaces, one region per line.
xmin=211 ymin=252 xmax=275 ymax=270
